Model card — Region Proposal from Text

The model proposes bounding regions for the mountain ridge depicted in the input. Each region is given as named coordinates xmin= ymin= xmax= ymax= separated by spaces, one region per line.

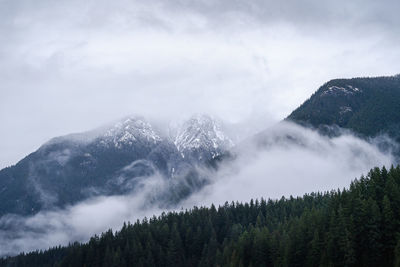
xmin=0 ymin=114 xmax=233 ymax=216
xmin=287 ymin=74 xmax=400 ymax=141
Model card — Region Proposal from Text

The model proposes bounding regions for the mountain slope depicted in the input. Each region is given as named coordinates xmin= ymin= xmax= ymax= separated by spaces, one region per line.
xmin=0 ymin=115 xmax=233 ymax=216
xmin=0 ymin=117 xmax=176 ymax=216
xmin=287 ymin=75 xmax=400 ymax=140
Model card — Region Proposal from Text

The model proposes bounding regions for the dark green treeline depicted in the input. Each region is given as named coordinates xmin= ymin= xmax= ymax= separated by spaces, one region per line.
xmin=2 ymin=166 xmax=400 ymax=267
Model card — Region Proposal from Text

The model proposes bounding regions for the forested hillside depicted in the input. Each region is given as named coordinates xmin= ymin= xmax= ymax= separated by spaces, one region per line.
xmin=2 ymin=165 xmax=400 ymax=267
xmin=287 ymin=75 xmax=400 ymax=141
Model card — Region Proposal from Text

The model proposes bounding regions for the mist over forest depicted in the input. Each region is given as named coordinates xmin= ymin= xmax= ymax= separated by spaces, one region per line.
xmin=0 ymin=0 xmax=400 ymax=266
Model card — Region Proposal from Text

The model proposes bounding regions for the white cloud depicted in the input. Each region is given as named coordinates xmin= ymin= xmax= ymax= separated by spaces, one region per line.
xmin=183 ymin=122 xmax=394 ymax=205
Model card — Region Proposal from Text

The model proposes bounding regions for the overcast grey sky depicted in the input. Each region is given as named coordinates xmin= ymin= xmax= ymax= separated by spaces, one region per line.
xmin=1 ymin=0 xmax=400 ymax=168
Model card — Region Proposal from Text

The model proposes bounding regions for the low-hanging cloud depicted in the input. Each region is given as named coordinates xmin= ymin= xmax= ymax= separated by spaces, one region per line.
xmin=0 ymin=174 xmax=168 ymax=256
xmin=0 ymin=122 xmax=395 ymax=257
xmin=183 ymin=122 xmax=395 ymax=205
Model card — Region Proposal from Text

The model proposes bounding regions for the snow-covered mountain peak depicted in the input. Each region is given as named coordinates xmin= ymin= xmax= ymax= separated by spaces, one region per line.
xmin=173 ymin=114 xmax=234 ymax=160
xmin=43 ymin=114 xmax=234 ymax=159
xmin=101 ymin=117 xmax=162 ymax=148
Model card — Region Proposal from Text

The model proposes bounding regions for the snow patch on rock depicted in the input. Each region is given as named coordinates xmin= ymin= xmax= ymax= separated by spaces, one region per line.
xmin=100 ymin=117 xmax=162 ymax=148
xmin=321 ymin=85 xmax=362 ymax=97
xmin=339 ymin=106 xmax=353 ymax=115
xmin=173 ymin=114 xmax=234 ymax=159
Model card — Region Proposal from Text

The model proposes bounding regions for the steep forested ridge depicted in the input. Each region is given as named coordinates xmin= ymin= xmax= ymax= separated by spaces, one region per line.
xmin=287 ymin=75 xmax=400 ymax=140
xmin=2 ymin=166 xmax=400 ymax=267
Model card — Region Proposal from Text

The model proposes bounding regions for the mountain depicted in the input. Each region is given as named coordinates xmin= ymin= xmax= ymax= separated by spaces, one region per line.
xmin=173 ymin=114 xmax=234 ymax=162
xmin=0 ymin=115 xmax=233 ymax=216
xmin=287 ymin=75 xmax=400 ymax=141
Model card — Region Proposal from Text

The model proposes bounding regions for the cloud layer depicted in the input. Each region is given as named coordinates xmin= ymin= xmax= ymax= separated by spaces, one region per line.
xmin=184 ymin=122 xmax=395 ymax=205
xmin=0 ymin=122 xmax=395 ymax=256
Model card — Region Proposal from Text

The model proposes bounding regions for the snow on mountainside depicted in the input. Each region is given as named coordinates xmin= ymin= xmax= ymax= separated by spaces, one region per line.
xmin=173 ymin=114 xmax=234 ymax=160
xmin=44 ymin=117 xmax=163 ymax=149
xmin=320 ymin=85 xmax=362 ymax=97
xmin=100 ymin=117 xmax=162 ymax=148
xmin=44 ymin=115 xmax=233 ymax=158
